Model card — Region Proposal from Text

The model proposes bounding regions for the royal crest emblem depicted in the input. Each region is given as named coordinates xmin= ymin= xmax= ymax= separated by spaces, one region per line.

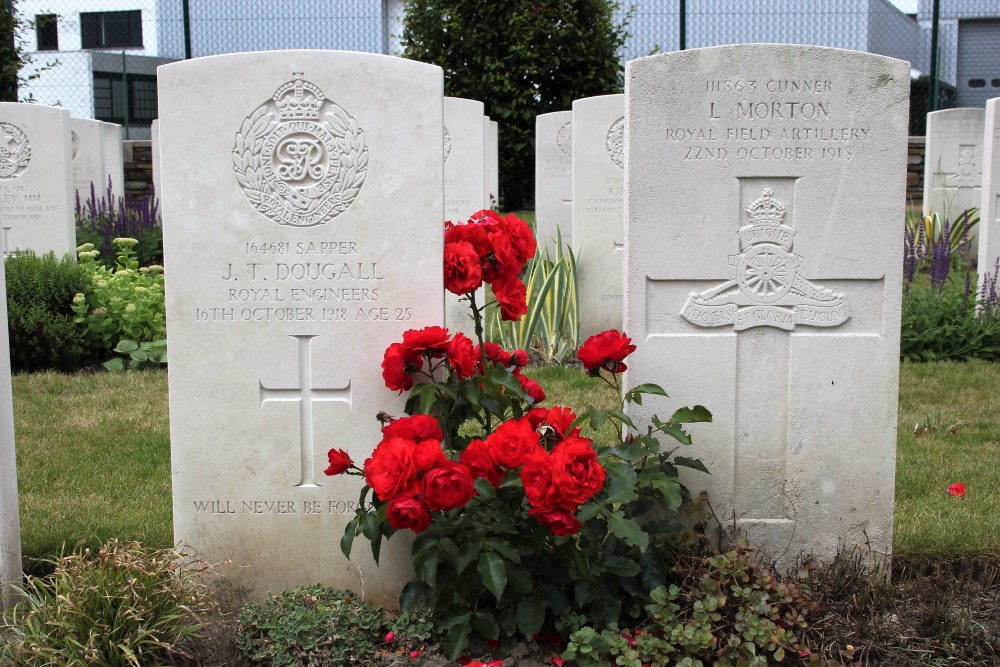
xmin=680 ymin=188 xmax=850 ymax=331
xmin=606 ymin=116 xmax=624 ymax=168
xmin=0 ymin=122 xmax=31 ymax=180
xmin=443 ymin=125 xmax=452 ymax=163
xmin=233 ymin=73 xmax=368 ymax=227
xmin=947 ymin=146 xmax=981 ymax=188
xmin=557 ymin=121 xmax=573 ymax=158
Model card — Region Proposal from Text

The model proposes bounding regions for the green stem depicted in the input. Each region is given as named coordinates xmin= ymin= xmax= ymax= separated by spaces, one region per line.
xmin=469 ymin=289 xmax=492 ymax=433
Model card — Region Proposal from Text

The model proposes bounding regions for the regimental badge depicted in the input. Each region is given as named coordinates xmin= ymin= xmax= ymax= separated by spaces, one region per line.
xmin=233 ymin=72 xmax=368 ymax=227
xmin=0 ymin=122 xmax=31 ymax=180
xmin=70 ymin=131 xmax=80 ymax=160
xmin=557 ymin=121 xmax=573 ymax=158
xmin=606 ymin=116 xmax=624 ymax=169
xmin=680 ymin=188 xmax=850 ymax=331
xmin=443 ymin=125 xmax=452 ymax=164
xmin=947 ymin=146 xmax=981 ymax=188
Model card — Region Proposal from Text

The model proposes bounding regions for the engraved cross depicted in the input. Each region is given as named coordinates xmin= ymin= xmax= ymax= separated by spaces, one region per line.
xmin=1 ymin=227 xmax=11 ymax=256
xmin=259 ymin=334 xmax=352 ymax=488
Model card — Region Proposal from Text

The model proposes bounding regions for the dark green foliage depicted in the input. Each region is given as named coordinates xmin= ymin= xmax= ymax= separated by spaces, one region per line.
xmin=4 ymin=252 xmax=88 ymax=372
xmin=401 ymin=0 xmax=629 ymax=209
xmin=900 ymin=270 xmax=1000 ymax=362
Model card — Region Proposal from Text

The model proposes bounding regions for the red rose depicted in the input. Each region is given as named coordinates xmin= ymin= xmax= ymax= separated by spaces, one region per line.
xmin=510 ymin=349 xmax=529 ymax=367
xmin=382 ymin=414 xmax=444 ymax=442
xmin=382 ymin=342 xmax=415 ymax=393
xmin=402 ymin=326 xmax=452 ymax=358
xmin=364 ymin=437 xmax=418 ymax=501
xmin=444 ymin=241 xmax=484 ymax=295
xmin=486 ymin=417 xmax=541 ymax=469
xmin=525 ymin=407 xmax=549 ymax=429
xmin=520 ymin=447 xmax=559 ymax=511
xmin=480 ymin=342 xmax=512 ymax=368
xmin=460 ymin=438 xmax=504 ymax=489
xmin=515 ymin=370 xmax=546 ymax=404
xmin=447 ymin=332 xmax=479 ymax=379
xmin=503 ymin=213 xmax=536 ymax=265
xmin=323 ymin=448 xmax=352 ymax=476
xmin=493 ymin=274 xmax=528 ymax=321
xmin=421 ymin=460 xmax=475 ymax=511
xmin=413 ymin=439 xmax=446 ymax=473
xmin=445 ymin=221 xmax=491 ymax=258
xmin=386 ymin=493 xmax=431 ymax=533
xmin=577 ymin=330 xmax=637 ymax=374
xmin=550 ymin=435 xmax=606 ymax=507
xmin=530 ymin=506 xmax=581 ymax=536
xmin=545 ymin=406 xmax=578 ymax=438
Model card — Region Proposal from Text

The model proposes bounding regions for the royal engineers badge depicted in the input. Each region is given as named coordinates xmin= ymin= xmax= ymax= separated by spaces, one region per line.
xmin=680 ymin=188 xmax=850 ymax=331
xmin=0 ymin=122 xmax=31 ymax=180
xmin=233 ymin=73 xmax=368 ymax=227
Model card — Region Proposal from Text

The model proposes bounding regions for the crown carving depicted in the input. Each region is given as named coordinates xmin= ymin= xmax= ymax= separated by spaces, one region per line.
xmin=746 ymin=188 xmax=787 ymax=226
xmin=273 ymin=73 xmax=325 ymax=120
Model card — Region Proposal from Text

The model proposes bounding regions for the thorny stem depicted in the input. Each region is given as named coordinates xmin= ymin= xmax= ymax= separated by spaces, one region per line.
xmin=468 ymin=290 xmax=492 ymax=433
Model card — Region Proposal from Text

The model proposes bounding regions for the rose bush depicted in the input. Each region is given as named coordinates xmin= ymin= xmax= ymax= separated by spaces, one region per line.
xmin=329 ymin=210 xmax=711 ymax=659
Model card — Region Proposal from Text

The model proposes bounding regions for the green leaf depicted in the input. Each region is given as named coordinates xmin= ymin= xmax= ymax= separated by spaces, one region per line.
xmin=454 ymin=543 xmax=481 ymax=577
xmin=628 ymin=382 xmax=668 ymax=398
xmin=471 ymin=608 xmax=500 ymax=639
xmin=340 ymin=516 xmax=360 ymax=558
xmin=669 ymin=405 xmax=713 ymax=424
xmin=478 ymin=552 xmax=507 ymax=601
xmin=473 ymin=477 xmax=497 ymax=500
xmin=607 ymin=408 xmax=636 ymax=430
xmin=360 ymin=512 xmax=379 ymax=540
xmin=113 ymin=339 xmax=139 ymax=354
xmin=659 ymin=423 xmax=692 ymax=446
xmin=444 ymin=623 xmax=471 ymax=661
xmin=602 ymin=554 xmax=641 ymax=577
xmin=674 ymin=455 xmax=710 ymax=474
xmin=652 ymin=477 xmax=684 ymax=511
xmin=486 ymin=537 xmax=521 ymax=563
xmin=588 ymin=410 xmax=608 ymax=429
xmin=607 ymin=511 xmax=649 ymax=550
xmin=602 ymin=460 xmax=639 ymax=504
xmin=516 ymin=597 xmax=546 ymax=637
xmin=576 ymin=501 xmax=601 ymax=523
xmin=102 ymin=357 xmax=125 ymax=372
xmin=399 ymin=580 xmax=430 ymax=611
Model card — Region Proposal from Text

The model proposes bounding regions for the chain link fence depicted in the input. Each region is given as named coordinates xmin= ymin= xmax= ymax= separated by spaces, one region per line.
xmin=12 ymin=0 xmax=1000 ymax=139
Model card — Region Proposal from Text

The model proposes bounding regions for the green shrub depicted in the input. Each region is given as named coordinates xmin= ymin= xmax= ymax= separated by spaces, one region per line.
xmin=3 ymin=251 xmax=88 ymax=372
xmin=237 ymin=585 xmax=411 ymax=666
xmin=2 ymin=540 xmax=211 ymax=667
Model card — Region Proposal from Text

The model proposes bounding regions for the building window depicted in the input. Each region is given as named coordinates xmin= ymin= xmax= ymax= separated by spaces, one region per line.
xmin=968 ymin=79 xmax=986 ymax=88
xmin=93 ymin=72 xmax=157 ymax=127
xmin=992 ymin=79 xmax=1000 ymax=88
xmin=81 ymin=10 xmax=143 ymax=49
xmin=35 ymin=14 xmax=58 ymax=51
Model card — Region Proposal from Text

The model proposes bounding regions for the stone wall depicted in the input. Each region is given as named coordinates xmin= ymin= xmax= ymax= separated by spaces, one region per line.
xmin=123 ymin=140 xmax=154 ymax=201
xmin=907 ymin=136 xmax=925 ymax=209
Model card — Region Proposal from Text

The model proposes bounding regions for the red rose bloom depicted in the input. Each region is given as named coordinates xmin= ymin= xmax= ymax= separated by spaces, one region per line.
xmin=577 ymin=330 xmax=637 ymax=374
xmin=323 ymin=448 xmax=352 ymax=476
xmin=503 ymin=213 xmax=536 ymax=265
xmin=493 ymin=274 xmax=528 ymax=321
xmin=447 ymin=332 xmax=479 ymax=379
xmin=382 ymin=414 xmax=443 ymax=442
xmin=530 ymin=506 xmax=581 ymax=536
xmin=486 ymin=417 xmax=541 ymax=469
xmin=525 ymin=407 xmax=549 ymax=429
xmin=550 ymin=435 xmax=606 ymax=507
xmin=515 ymin=370 xmax=546 ymax=404
xmin=445 ymin=221 xmax=491 ymax=258
xmin=544 ymin=406 xmax=578 ymax=438
xmin=520 ymin=447 xmax=559 ymax=511
xmin=413 ymin=439 xmax=446 ymax=473
xmin=460 ymin=439 xmax=505 ymax=489
xmin=480 ymin=342 xmax=513 ymax=368
xmin=421 ymin=460 xmax=475 ymax=511
xmin=444 ymin=241 xmax=483 ymax=295
xmin=382 ymin=342 xmax=415 ymax=393
xmin=386 ymin=493 xmax=431 ymax=533
xmin=401 ymin=326 xmax=452 ymax=358
xmin=364 ymin=437 xmax=418 ymax=501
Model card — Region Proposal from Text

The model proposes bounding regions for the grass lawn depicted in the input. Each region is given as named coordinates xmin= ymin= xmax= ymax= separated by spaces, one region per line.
xmin=10 ymin=361 xmax=1000 ymax=564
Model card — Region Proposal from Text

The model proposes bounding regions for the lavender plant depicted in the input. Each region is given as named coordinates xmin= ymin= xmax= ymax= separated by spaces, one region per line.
xmin=75 ymin=178 xmax=162 ymax=268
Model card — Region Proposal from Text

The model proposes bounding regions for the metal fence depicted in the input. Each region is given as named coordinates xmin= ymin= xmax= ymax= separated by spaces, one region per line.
xmin=13 ymin=0 xmax=1000 ymax=138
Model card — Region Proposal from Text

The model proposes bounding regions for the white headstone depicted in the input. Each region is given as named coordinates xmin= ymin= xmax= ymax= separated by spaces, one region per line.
xmin=923 ymin=108 xmax=986 ymax=224
xmin=625 ymin=45 xmax=908 ymax=564
xmin=101 ymin=122 xmax=125 ymax=198
xmin=977 ymin=98 xmax=1000 ymax=278
xmin=573 ymin=94 xmax=624 ymax=340
xmin=535 ymin=111 xmax=573 ymax=255
xmin=487 ymin=119 xmax=499 ymax=208
xmin=159 ymin=51 xmax=444 ymax=605
xmin=70 ymin=117 xmax=107 ymax=204
xmin=151 ymin=119 xmax=162 ymax=204
xmin=0 ymin=103 xmax=74 ymax=257
xmin=443 ymin=97 xmax=486 ymax=337
xmin=0 ymin=243 xmax=21 ymax=610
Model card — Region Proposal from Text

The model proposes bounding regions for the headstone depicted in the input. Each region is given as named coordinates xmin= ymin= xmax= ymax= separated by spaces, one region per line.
xmin=624 ymin=45 xmax=908 ymax=564
xmin=151 ymin=119 xmax=162 ymax=203
xmin=443 ymin=97 xmax=485 ymax=337
xmin=486 ymin=119 xmax=499 ymax=208
xmin=573 ymin=94 xmax=624 ymax=339
xmin=535 ymin=111 xmax=573 ymax=255
xmin=70 ymin=117 xmax=106 ymax=204
xmin=978 ymin=98 xmax=1000 ymax=278
xmin=923 ymin=107 xmax=986 ymax=223
xmin=0 ymin=238 xmax=22 ymax=610
xmin=101 ymin=122 xmax=125 ymax=198
xmin=0 ymin=103 xmax=74 ymax=257
xmin=159 ymin=51 xmax=444 ymax=605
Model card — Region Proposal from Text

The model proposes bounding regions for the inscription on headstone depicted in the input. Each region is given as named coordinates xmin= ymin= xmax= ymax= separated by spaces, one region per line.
xmin=160 ymin=51 xmax=444 ymax=605
xmin=0 ymin=103 xmax=74 ymax=256
xmin=624 ymin=45 xmax=908 ymax=564
xmin=573 ymin=94 xmax=624 ymax=339
xmin=535 ymin=111 xmax=573 ymax=254
xmin=924 ymin=108 xmax=986 ymax=224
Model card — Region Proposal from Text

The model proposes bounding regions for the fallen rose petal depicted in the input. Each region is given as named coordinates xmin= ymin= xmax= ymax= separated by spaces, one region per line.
xmin=385 ymin=631 xmax=394 ymax=642
xmin=947 ymin=482 xmax=966 ymax=499
xmin=549 ymin=656 xmax=565 ymax=666
xmin=410 ymin=649 xmax=422 ymax=658
xmin=487 ymin=661 xmax=504 ymax=667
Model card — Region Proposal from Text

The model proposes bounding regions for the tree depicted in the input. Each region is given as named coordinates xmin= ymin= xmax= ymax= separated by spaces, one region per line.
xmin=0 ymin=1 xmax=58 ymax=102
xmin=401 ymin=0 xmax=630 ymax=211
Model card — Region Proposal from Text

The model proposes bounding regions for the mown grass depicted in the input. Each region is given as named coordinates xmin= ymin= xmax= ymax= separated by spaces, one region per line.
xmin=9 ymin=361 xmax=1000 ymax=567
